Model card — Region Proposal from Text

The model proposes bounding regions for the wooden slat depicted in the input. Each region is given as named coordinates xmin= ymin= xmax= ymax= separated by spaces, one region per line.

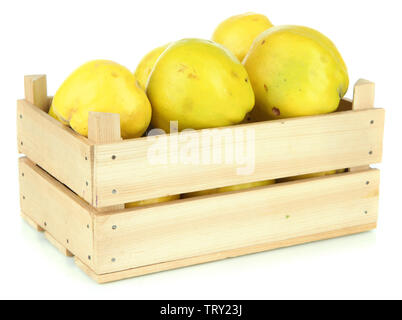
xmin=18 ymin=158 xmax=95 ymax=268
xmin=88 ymin=112 xmax=122 ymax=144
xmin=92 ymin=108 xmax=384 ymax=207
xmin=88 ymin=112 xmax=124 ymax=211
xmin=350 ymin=79 xmax=376 ymax=172
xmin=21 ymin=211 xmax=44 ymax=232
xmin=24 ymin=75 xmax=48 ymax=112
xmin=77 ymin=222 xmax=376 ymax=283
xmin=17 ymin=100 xmax=93 ymax=204
xmin=353 ymin=79 xmax=375 ymax=110
xmin=45 ymin=231 xmax=74 ymax=257
xmin=93 ymin=169 xmax=380 ymax=274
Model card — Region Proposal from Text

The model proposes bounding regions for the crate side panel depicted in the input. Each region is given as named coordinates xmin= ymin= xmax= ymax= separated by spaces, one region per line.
xmin=94 ymin=169 xmax=379 ymax=274
xmin=93 ymin=109 xmax=384 ymax=207
xmin=19 ymin=158 xmax=95 ymax=267
xmin=79 ymin=222 xmax=375 ymax=283
xmin=17 ymin=100 xmax=93 ymax=204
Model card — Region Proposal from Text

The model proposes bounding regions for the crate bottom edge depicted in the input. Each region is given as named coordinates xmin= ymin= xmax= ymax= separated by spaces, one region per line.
xmin=74 ymin=222 xmax=376 ymax=284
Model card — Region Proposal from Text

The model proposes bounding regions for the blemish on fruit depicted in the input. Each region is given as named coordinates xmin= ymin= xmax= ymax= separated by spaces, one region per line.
xmin=261 ymin=40 xmax=266 ymax=45
xmin=264 ymin=84 xmax=268 ymax=92
xmin=272 ymin=107 xmax=280 ymax=116
xmin=231 ymin=70 xmax=239 ymax=78
xmin=111 ymin=72 xmax=118 ymax=78
xmin=188 ymin=73 xmax=198 ymax=79
xmin=245 ymin=78 xmax=248 ymax=83
xmin=178 ymin=64 xmax=188 ymax=72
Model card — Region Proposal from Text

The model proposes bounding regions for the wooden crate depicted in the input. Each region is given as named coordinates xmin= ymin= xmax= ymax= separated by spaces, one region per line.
xmin=17 ymin=75 xmax=384 ymax=283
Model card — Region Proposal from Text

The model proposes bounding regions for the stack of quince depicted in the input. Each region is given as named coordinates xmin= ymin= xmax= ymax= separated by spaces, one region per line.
xmin=49 ymin=13 xmax=349 ymax=206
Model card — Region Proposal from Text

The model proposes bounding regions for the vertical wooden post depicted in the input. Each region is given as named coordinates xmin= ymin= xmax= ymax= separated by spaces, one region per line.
xmin=352 ymin=79 xmax=375 ymax=110
xmin=88 ymin=112 xmax=124 ymax=211
xmin=24 ymin=75 xmax=48 ymax=112
xmin=350 ymin=79 xmax=375 ymax=173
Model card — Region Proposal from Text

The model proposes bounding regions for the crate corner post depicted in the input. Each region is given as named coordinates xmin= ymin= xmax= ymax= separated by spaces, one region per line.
xmin=24 ymin=74 xmax=48 ymax=112
xmin=350 ymin=79 xmax=376 ymax=173
xmin=84 ymin=112 xmax=125 ymax=277
xmin=88 ymin=111 xmax=124 ymax=212
xmin=352 ymin=79 xmax=375 ymax=111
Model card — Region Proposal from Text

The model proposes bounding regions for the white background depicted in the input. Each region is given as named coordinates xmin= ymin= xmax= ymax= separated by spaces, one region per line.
xmin=1 ymin=0 xmax=401 ymax=299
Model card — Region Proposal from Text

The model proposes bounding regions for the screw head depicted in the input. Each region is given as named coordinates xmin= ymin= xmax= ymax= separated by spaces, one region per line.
xmin=111 ymin=155 xmax=116 ymax=160
xmin=366 ymin=181 xmax=370 ymax=185
xmin=112 ymin=189 xmax=117 ymax=194
xmin=111 ymin=258 xmax=116 ymax=262
xmin=112 ymin=225 xmax=117 ymax=230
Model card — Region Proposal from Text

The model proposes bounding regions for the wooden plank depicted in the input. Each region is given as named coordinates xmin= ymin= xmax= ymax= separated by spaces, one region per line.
xmin=350 ymin=79 xmax=376 ymax=173
xmin=353 ymin=79 xmax=375 ymax=110
xmin=18 ymin=157 xmax=95 ymax=268
xmin=92 ymin=108 xmax=384 ymax=207
xmin=24 ymin=75 xmax=48 ymax=112
xmin=45 ymin=231 xmax=74 ymax=257
xmin=88 ymin=112 xmax=122 ymax=144
xmin=93 ymin=169 xmax=380 ymax=274
xmin=17 ymin=99 xmax=93 ymax=204
xmin=21 ymin=211 xmax=44 ymax=232
xmin=77 ymin=222 xmax=376 ymax=283
xmin=88 ymin=112 xmax=124 ymax=211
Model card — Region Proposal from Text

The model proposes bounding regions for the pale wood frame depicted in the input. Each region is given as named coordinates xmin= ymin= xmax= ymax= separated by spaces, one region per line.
xmin=17 ymin=75 xmax=384 ymax=283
